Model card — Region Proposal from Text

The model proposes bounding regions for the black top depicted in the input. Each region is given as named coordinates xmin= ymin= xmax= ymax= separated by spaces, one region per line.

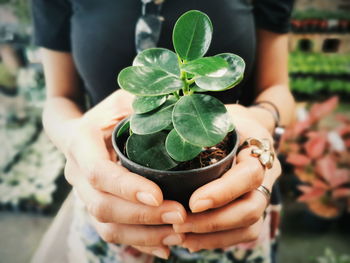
xmin=32 ymin=0 xmax=294 ymax=106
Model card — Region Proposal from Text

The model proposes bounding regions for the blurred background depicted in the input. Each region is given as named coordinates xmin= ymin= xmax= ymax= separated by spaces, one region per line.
xmin=0 ymin=0 xmax=349 ymax=262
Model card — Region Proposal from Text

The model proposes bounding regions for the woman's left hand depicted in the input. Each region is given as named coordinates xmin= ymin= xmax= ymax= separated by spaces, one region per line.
xmin=173 ymin=104 xmax=282 ymax=252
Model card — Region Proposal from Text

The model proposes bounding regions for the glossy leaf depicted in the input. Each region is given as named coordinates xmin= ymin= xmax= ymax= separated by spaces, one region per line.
xmin=172 ymin=94 xmax=230 ymax=147
xmin=132 ymin=95 xmax=167 ymax=114
xmin=133 ymin=48 xmax=180 ymax=76
xmin=118 ymin=66 xmax=184 ymax=96
xmin=130 ymin=99 xmax=176 ymax=135
xmin=181 ymin=57 xmax=228 ymax=76
xmin=165 ymin=129 xmax=202 ymax=162
xmin=116 ymin=120 xmax=130 ymax=138
xmin=173 ymin=10 xmax=213 ymax=61
xmin=126 ymin=132 xmax=178 ymax=170
xmin=195 ymin=53 xmax=245 ymax=91
xmin=191 ymin=84 xmax=207 ymax=93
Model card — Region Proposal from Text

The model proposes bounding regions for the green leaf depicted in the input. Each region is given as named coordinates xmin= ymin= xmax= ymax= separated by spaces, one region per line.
xmin=117 ymin=66 xmax=184 ymax=96
xmin=116 ymin=120 xmax=130 ymax=138
xmin=130 ymin=98 xmax=176 ymax=135
xmin=126 ymin=132 xmax=178 ymax=170
xmin=172 ymin=94 xmax=231 ymax=147
xmin=133 ymin=48 xmax=180 ymax=76
xmin=195 ymin=53 xmax=245 ymax=91
xmin=132 ymin=95 xmax=167 ymax=114
xmin=191 ymin=84 xmax=207 ymax=93
xmin=173 ymin=10 xmax=213 ymax=61
xmin=181 ymin=57 xmax=228 ymax=76
xmin=165 ymin=129 xmax=202 ymax=162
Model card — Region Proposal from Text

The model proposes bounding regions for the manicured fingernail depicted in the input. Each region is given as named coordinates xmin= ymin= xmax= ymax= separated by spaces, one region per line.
xmin=161 ymin=211 xmax=184 ymax=224
xmin=162 ymin=234 xmax=183 ymax=246
xmin=136 ymin=192 xmax=159 ymax=206
xmin=191 ymin=199 xmax=213 ymax=212
xmin=173 ymin=223 xmax=192 ymax=233
xmin=152 ymin=249 xmax=168 ymax=259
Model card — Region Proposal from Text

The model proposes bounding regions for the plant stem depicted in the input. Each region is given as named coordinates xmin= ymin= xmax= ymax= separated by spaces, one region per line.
xmin=173 ymin=91 xmax=180 ymax=100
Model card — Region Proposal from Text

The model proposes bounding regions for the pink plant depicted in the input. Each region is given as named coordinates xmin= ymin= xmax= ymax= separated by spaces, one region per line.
xmin=282 ymin=96 xmax=350 ymax=218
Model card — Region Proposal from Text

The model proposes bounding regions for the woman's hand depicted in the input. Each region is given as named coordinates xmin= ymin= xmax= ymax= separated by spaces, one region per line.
xmin=173 ymin=104 xmax=282 ymax=252
xmin=63 ymin=90 xmax=186 ymax=259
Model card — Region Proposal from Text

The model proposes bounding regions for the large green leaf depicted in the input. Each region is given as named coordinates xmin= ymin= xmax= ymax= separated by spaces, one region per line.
xmin=172 ymin=94 xmax=230 ymax=147
xmin=195 ymin=53 xmax=245 ymax=91
xmin=117 ymin=66 xmax=184 ymax=96
xmin=133 ymin=48 xmax=180 ymax=76
xmin=165 ymin=129 xmax=202 ymax=162
xmin=126 ymin=132 xmax=178 ymax=170
xmin=132 ymin=95 xmax=167 ymax=114
xmin=173 ymin=10 xmax=213 ymax=61
xmin=181 ymin=57 xmax=228 ymax=76
xmin=130 ymin=99 xmax=176 ymax=135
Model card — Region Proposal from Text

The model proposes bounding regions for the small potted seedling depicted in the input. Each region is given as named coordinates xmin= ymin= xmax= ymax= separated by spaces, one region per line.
xmin=113 ymin=10 xmax=245 ymax=207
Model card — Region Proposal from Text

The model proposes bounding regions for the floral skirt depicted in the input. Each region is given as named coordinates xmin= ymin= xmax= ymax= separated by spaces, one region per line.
xmin=67 ymin=191 xmax=281 ymax=263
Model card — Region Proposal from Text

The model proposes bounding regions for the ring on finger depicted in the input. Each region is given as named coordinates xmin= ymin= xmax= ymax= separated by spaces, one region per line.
xmin=255 ymin=185 xmax=271 ymax=208
xmin=238 ymin=138 xmax=275 ymax=169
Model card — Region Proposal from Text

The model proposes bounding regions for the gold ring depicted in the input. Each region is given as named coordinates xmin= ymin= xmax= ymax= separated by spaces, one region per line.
xmin=238 ymin=138 xmax=275 ymax=169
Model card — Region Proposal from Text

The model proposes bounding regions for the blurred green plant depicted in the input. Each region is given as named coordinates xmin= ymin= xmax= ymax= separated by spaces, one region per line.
xmin=291 ymin=78 xmax=350 ymax=95
xmin=289 ymin=52 xmax=350 ymax=75
xmin=292 ymin=9 xmax=350 ymax=20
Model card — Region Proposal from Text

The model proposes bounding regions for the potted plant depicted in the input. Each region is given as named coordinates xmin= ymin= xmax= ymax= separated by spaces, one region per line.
xmin=112 ymin=10 xmax=245 ymax=207
xmin=280 ymin=97 xmax=350 ymax=230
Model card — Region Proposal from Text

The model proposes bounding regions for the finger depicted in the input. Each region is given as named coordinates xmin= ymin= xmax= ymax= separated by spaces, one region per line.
xmin=182 ymin=217 xmax=264 ymax=252
xmin=66 ymin=155 xmax=164 ymax=207
xmin=86 ymin=159 xmax=165 ymax=207
xmin=91 ymin=220 xmax=185 ymax=248
xmin=75 ymin=176 xmax=186 ymax=225
xmin=189 ymin=151 xmax=264 ymax=212
xmin=132 ymin=245 xmax=170 ymax=260
xmin=174 ymin=191 xmax=266 ymax=234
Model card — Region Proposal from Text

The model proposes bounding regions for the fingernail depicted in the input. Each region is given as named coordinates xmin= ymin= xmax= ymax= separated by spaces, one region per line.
xmin=161 ymin=211 xmax=184 ymax=224
xmin=173 ymin=223 xmax=192 ymax=233
xmin=136 ymin=192 xmax=159 ymax=206
xmin=152 ymin=249 xmax=168 ymax=259
xmin=191 ymin=199 xmax=213 ymax=212
xmin=162 ymin=234 xmax=183 ymax=246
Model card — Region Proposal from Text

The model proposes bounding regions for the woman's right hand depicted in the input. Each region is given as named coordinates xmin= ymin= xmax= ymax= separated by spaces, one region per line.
xmin=62 ymin=92 xmax=186 ymax=259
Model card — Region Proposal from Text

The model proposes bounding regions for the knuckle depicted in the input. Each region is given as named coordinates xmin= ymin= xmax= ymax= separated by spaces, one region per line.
xmin=86 ymin=161 xmax=104 ymax=188
xmin=100 ymin=229 xmax=116 ymax=244
xmin=134 ymin=209 xmax=153 ymax=224
xmin=245 ymin=208 xmax=261 ymax=226
xmin=248 ymin=160 xmax=264 ymax=189
xmin=245 ymin=226 xmax=260 ymax=242
xmin=87 ymin=199 xmax=108 ymax=222
xmin=113 ymin=172 xmax=131 ymax=197
xmin=206 ymin=221 xmax=222 ymax=233
xmin=87 ymin=170 xmax=99 ymax=188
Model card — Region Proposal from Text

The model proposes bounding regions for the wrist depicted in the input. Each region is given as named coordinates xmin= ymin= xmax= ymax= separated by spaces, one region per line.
xmin=226 ymin=105 xmax=273 ymax=144
xmin=247 ymin=106 xmax=275 ymax=134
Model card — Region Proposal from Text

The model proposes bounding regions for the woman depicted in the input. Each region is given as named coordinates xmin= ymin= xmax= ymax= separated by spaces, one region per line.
xmin=32 ymin=0 xmax=295 ymax=262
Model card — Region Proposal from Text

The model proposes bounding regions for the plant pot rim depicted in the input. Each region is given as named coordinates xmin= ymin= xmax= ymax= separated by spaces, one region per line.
xmin=112 ymin=117 xmax=240 ymax=175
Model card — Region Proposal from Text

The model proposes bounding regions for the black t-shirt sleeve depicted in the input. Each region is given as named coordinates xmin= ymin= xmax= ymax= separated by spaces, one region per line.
xmin=31 ymin=0 xmax=72 ymax=51
xmin=253 ymin=0 xmax=294 ymax=34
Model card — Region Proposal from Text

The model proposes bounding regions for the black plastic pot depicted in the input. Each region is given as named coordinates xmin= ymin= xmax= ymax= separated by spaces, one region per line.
xmin=112 ymin=118 xmax=240 ymax=208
